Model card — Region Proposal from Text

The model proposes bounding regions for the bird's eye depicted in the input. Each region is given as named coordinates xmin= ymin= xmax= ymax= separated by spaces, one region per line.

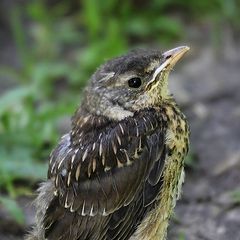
xmin=128 ymin=77 xmax=142 ymax=88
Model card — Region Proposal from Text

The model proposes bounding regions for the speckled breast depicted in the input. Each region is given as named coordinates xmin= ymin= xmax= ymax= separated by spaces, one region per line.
xmin=131 ymin=103 xmax=189 ymax=240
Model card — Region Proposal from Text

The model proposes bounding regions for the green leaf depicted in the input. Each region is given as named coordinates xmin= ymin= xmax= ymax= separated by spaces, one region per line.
xmin=178 ymin=231 xmax=186 ymax=240
xmin=0 ymin=145 xmax=47 ymax=184
xmin=0 ymin=86 xmax=32 ymax=115
xmin=0 ymin=196 xmax=25 ymax=225
xmin=230 ymin=189 xmax=240 ymax=204
xmin=184 ymin=152 xmax=197 ymax=168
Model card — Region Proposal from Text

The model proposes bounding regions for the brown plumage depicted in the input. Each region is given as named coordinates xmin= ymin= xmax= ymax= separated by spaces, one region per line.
xmin=26 ymin=46 xmax=190 ymax=240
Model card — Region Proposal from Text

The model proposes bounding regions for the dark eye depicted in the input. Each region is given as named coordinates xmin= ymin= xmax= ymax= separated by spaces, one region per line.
xmin=128 ymin=77 xmax=142 ymax=88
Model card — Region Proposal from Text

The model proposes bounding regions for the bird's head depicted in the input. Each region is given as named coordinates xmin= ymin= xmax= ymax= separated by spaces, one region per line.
xmin=82 ymin=46 xmax=189 ymax=120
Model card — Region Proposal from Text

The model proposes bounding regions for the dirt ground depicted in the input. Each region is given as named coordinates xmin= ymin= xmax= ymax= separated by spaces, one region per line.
xmin=1 ymin=26 xmax=240 ymax=240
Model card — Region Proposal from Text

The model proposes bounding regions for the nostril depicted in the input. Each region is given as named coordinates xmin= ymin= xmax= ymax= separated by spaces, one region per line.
xmin=165 ymin=55 xmax=171 ymax=60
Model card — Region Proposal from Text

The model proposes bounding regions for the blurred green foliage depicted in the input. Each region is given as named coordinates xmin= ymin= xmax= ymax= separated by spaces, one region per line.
xmin=184 ymin=151 xmax=198 ymax=169
xmin=0 ymin=196 xmax=25 ymax=224
xmin=178 ymin=232 xmax=186 ymax=240
xmin=230 ymin=189 xmax=240 ymax=205
xmin=0 ymin=0 xmax=239 ymax=222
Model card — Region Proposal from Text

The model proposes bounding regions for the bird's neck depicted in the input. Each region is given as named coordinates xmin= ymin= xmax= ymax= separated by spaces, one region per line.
xmin=82 ymin=88 xmax=134 ymax=121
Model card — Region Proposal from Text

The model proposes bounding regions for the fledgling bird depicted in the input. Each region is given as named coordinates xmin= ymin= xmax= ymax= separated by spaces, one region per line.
xmin=26 ymin=46 xmax=190 ymax=240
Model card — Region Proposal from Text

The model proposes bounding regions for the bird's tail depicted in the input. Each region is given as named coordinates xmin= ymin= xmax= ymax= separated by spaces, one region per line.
xmin=24 ymin=233 xmax=39 ymax=240
xmin=24 ymin=180 xmax=56 ymax=240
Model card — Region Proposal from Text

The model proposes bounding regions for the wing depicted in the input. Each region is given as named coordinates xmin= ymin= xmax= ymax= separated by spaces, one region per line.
xmin=44 ymin=108 xmax=167 ymax=239
xmin=106 ymin=144 xmax=167 ymax=240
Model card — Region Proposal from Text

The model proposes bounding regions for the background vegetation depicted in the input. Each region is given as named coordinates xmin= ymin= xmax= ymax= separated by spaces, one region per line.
xmin=0 ymin=0 xmax=239 ymax=238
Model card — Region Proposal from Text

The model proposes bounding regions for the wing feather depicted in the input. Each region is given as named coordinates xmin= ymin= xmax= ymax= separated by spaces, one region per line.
xmin=44 ymin=108 xmax=167 ymax=239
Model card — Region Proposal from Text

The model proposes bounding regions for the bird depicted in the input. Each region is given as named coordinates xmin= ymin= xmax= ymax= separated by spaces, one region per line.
xmin=26 ymin=46 xmax=190 ymax=240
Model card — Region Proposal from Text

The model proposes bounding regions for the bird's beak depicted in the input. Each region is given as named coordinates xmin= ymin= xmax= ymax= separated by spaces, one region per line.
xmin=162 ymin=46 xmax=190 ymax=69
xmin=145 ymin=46 xmax=190 ymax=91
